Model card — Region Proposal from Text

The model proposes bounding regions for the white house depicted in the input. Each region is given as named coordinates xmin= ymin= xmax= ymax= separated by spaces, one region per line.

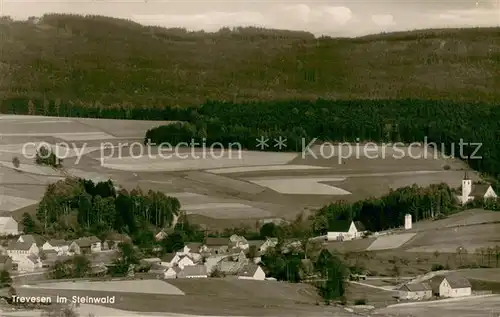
xmin=177 ymin=255 xmax=195 ymax=269
xmin=155 ymin=230 xmax=168 ymax=241
xmin=258 ymin=238 xmax=278 ymax=253
xmin=177 ymin=264 xmax=207 ymax=278
xmin=17 ymin=254 xmax=42 ymax=272
xmin=237 ymin=264 xmax=266 ymax=280
xmin=0 ymin=217 xmax=19 ymax=236
xmin=327 ymin=221 xmax=366 ymax=241
xmin=430 ymin=275 xmax=472 ymax=297
xmin=160 ymin=253 xmax=180 ymax=268
xmin=42 ymin=239 xmax=70 ymax=255
xmin=7 ymin=241 xmax=39 ymax=260
xmin=164 ymin=266 xmax=181 ymax=279
xmin=459 ymin=172 xmax=497 ymax=205
xmin=397 ymin=282 xmax=432 ymax=300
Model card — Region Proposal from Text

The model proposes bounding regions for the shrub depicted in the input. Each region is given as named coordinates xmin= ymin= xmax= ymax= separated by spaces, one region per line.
xmin=431 ymin=264 xmax=445 ymax=271
xmin=354 ymin=298 xmax=366 ymax=305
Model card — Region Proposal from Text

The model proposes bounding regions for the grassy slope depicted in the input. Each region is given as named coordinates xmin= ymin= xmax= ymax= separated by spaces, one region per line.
xmin=1 ymin=15 xmax=499 ymax=105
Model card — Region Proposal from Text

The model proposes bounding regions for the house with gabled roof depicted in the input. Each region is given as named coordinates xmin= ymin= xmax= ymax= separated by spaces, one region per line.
xmin=7 ymin=241 xmax=39 ymax=260
xmin=42 ymin=239 xmax=70 ymax=255
xmin=69 ymin=236 xmax=102 ymax=254
xmin=237 ymin=264 xmax=266 ymax=280
xmin=164 ymin=266 xmax=181 ymax=279
xmin=459 ymin=173 xmax=498 ymax=205
xmin=177 ymin=255 xmax=195 ymax=269
xmin=203 ymin=237 xmax=230 ymax=254
xmin=229 ymin=235 xmax=249 ymax=250
xmin=18 ymin=234 xmax=45 ymax=247
xmin=397 ymin=282 xmax=432 ymax=300
xmin=327 ymin=220 xmax=366 ymax=241
xmin=429 ymin=274 xmax=472 ymax=297
xmin=0 ymin=217 xmax=19 ymax=236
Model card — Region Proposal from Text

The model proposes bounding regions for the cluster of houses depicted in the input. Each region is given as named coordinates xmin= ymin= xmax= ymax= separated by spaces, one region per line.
xmin=397 ymin=274 xmax=472 ymax=300
xmin=0 ymin=227 xmax=130 ymax=273
xmin=144 ymin=235 xmax=277 ymax=280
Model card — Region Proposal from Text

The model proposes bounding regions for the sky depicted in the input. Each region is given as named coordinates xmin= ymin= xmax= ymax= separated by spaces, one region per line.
xmin=1 ymin=0 xmax=499 ymax=37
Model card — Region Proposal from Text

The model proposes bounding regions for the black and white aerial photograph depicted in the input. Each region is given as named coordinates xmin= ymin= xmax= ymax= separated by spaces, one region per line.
xmin=0 ymin=0 xmax=499 ymax=316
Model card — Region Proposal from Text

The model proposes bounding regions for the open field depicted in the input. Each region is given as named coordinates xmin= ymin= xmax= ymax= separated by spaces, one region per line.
xmin=15 ymin=278 xmax=355 ymax=316
xmin=21 ymin=279 xmax=185 ymax=295
xmin=376 ymin=294 xmax=500 ymax=317
xmin=367 ymin=233 xmax=417 ymax=251
xmin=0 ymin=114 xmax=488 ymax=232
xmin=206 ymin=165 xmax=330 ymax=174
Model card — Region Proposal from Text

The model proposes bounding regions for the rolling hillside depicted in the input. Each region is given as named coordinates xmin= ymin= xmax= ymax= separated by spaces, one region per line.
xmin=0 ymin=14 xmax=499 ymax=105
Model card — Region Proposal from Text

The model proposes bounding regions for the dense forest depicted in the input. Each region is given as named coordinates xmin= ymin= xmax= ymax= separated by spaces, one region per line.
xmin=144 ymin=99 xmax=500 ymax=190
xmin=1 ymin=14 xmax=499 ymax=106
xmin=30 ymin=178 xmax=181 ymax=243
xmin=312 ymin=183 xmax=457 ymax=234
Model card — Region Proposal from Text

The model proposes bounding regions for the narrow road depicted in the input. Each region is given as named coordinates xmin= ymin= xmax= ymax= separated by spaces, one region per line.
xmin=348 ymin=280 xmax=397 ymax=291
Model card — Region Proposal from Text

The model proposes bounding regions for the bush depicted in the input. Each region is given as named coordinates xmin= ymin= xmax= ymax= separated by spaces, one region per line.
xmin=443 ymin=165 xmax=451 ymax=170
xmin=431 ymin=264 xmax=445 ymax=271
xmin=354 ymin=298 xmax=367 ymax=305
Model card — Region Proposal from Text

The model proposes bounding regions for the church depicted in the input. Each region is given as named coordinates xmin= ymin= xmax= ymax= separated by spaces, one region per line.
xmin=459 ymin=172 xmax=497 ymax=205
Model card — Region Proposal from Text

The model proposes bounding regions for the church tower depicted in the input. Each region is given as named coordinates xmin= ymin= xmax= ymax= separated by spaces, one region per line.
xmin=462 ymin=171 xmax=472 ymax=204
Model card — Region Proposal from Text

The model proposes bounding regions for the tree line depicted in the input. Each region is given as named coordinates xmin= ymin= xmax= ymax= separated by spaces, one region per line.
xmin=312 ymin=183 xmax=457 ymax=233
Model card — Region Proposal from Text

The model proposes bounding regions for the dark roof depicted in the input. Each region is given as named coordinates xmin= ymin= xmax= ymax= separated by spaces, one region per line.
xmin=429 ymin=274 xmax=471 ymax=290
xmin=204 ymin=237 xmax=229 ymax=247
xmin=19 ymin=234 xmax=45 ymax=247
xmin=399 ymin=282 xmax=432 ymax=292
xmin=47 ymin=239 xmax=68 ymax=247
xmin=162 ymin=253 xmax=176 ymax=262
xmin=7 ymin=241 xmax=33 ymax=251
xmin=74 ymin=236 xmax=101 ymax=247
xmin=27 ymin=254 xmax=40 ymax=264
xmin=247 ymin=240 xmax=265 ymax=248
xmin=353 ymin=221 xmax=366 ymax=231
xmin=444 ymin=275 xmax=472 ymax=288
xmin=470 ymin=184 xmax=492 ymax=197
xmin=185 ymin=242 xmax=203 ymax=251
xmin=238 ymin=264 xmax=261 ymax=277
xmin=329 ymin=220 xmax=352 ymax=232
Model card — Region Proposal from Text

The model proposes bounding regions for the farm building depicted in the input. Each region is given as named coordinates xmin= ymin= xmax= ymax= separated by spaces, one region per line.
xmin=160 ymin=253 xmax=180 ymax=267
xmin=42 ymin=239 xmax=70 ymax=255
xmin=429 ymin=275 xmax=472 ymax=297
xmin=327 ymin=221 xmax=366 ymax=241
xmin=237 ymin=264 xmax=266 ymax=280
xmin=7 ymin=241 xmax=39 ymax=260
xmin=258 ymin=238 xmax=278 ymax=253
xmin=164 ymin=266 xmax=181 ymax=279
xmin=18 ymin=234 xmax=45 ymax=247
xmin=105 ymin=233 xmax=131 ymax=249
xmin=460 ymin=172 xmax=497 ymax=204
xmin=0 ymin=255 xmax=12 ymax=271
xmin=0 ymin=217 xmax=19 ymax=235
xmin=69 ymin=236 xmax=102 ymax=254
xmin=177 ymin=265 xmax=207 ymax=278
xmin=397 ymin=282 xmax=432 ymax=300
xmin=203 ymin=238 xmax=230 ymax=254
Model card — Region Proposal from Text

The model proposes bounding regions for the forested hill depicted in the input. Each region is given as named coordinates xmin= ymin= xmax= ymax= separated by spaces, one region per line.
xmin=0 ymin=14 xmax=499 ymax=107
